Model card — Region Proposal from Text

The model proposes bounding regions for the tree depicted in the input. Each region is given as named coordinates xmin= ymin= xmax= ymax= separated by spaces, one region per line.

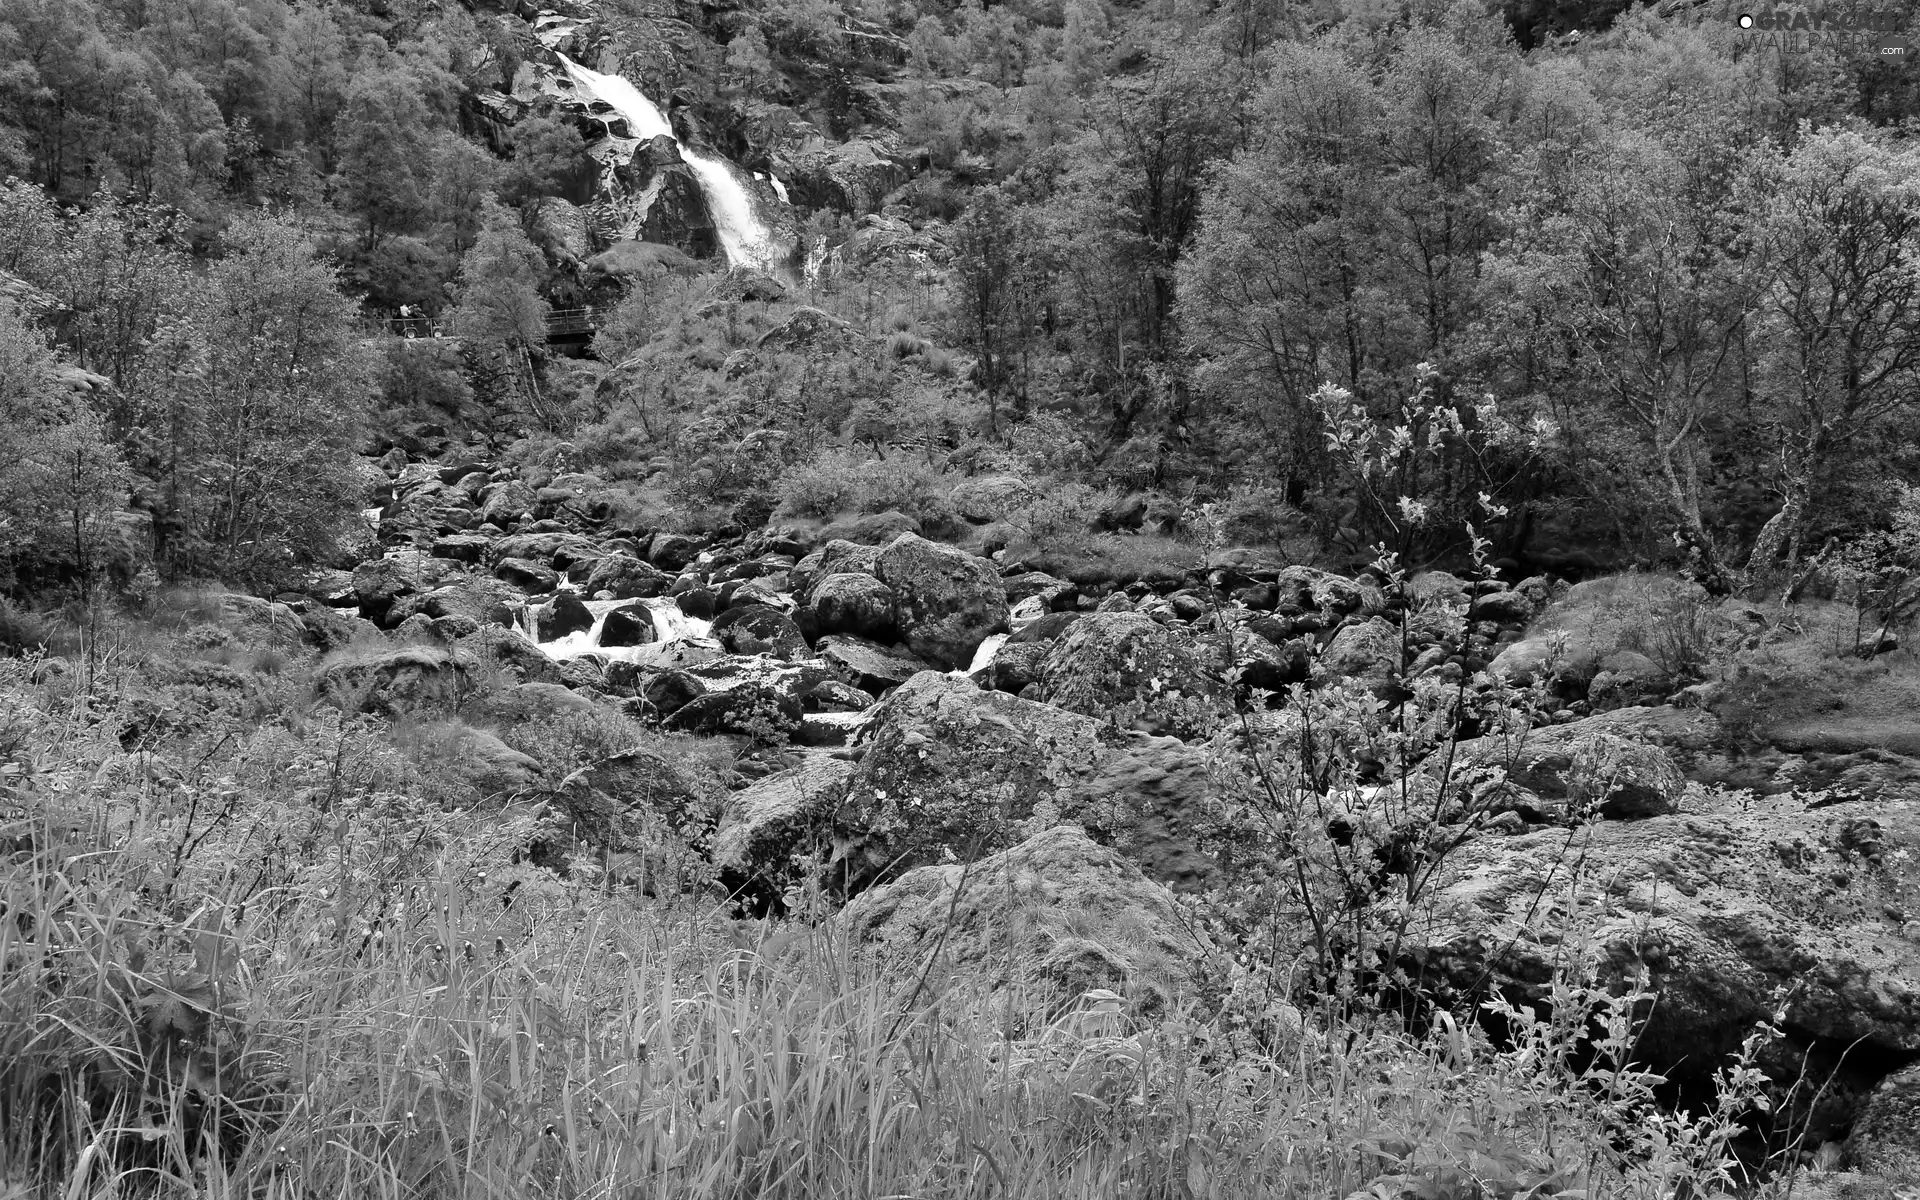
xmin=331 ymin=70 xmax=433 ymax=252
xmin=949 ymin=186 xmax=1044 ymax=430
xmin=1485 ymin=129 xmax=1767 ymax=589
xmin=725 ymin=24 xmax=774 ymax=101
xmin=275 ymin=5 xmax=350 ymax=174
xmin=430 ymin=133 xmax=499 ymax=258
xmin=1741 ymin=128 xmax=1920 ymax=580
xmin=175 ymin=212 xmax=372 ymax=585
xmin=0 ymin=298 xmax=131 ymax=593
xmin=499 ymin=116 xmax=590 ymax=207
xmin=1177 ymin=39 xmax=1409 ymax=491
xmin=451 ymin=200 xmax=551 ymax=426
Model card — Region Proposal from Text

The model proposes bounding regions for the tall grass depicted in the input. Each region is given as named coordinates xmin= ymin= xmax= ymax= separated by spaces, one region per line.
xmin=0 ymin=619 xmax=1816 ymax=1200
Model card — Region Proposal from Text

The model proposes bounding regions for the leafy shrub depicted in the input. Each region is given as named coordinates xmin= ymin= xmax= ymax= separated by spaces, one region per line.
xmin=1000 ymin=482 xmax=1107 ymax=558
xmin=775 ymin=450 xmax=866 ymax=517
xmin=0 ymin=601 xmax=53 ymax=656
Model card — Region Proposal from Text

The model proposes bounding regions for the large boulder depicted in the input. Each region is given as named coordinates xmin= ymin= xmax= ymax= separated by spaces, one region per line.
xmin=810 ymin=572 xmax=899 ymax=642
xmin=1403 ymin=786 xmax=1920 ymax=1130
xmin=531 ymin=592 xmax=595 ymax=642
xmin=599 ymin=603 xmax=656 ymax=648
xmin=477 ymin=478 xmax=538 ymax=526
xmin=558 ymin=748 xmax=718 ymax=840
xmin=317 ymin=647 xmax=474 ymax=715
xmin=712 ymin=673 xmax=1218 ymax=905
xmin=648 ymin=532 xmax=699 ymax=572
xmin=949 ymin=474 xmax=1037 ymax=523
xmin=1320 ymin=616 xmax=1401 ymax=693
xmin=842 ymin=825 xmax=1215 ymax=1021
xmin=1848 ymin=1063 xmax=1920 ymax=1176
xmin=1033 ymin=612 xmax=1222 ymax=739
xmin=873 ymin=533 xmax=1009 ymax=669
xmin=711 ymin=605 xmax=809 ymax=660
xmin=816 ymin=635 xmax=931 ymax=695
xmin=661 ymin=684 xmax=803 ymax=736
xmin=710 ymin=753 xmax=859 ymax=898
xmin=1453 ymin=718 xmax=1689 ymax=821
xmin=352 ymin=558 xmax=417 ymax=626
xmin=494 ymin=557 xmax=560 ymax=594
xmin=457 ymin=626 xmax=563 ymax=685
xmin=1488 ymin=573 xmax=1705 ymax=694
xmin=445 ymin=726 xmax=541 ymax=793
xmin=791 ymin=539 xmax=882 ymax=601
xmin=585 ymin=554 xmax=673 ymax=599
xmin=489 ymin=531 xmax=603 ymax=571
xmin=214 ymin=593 xmax=309 ymax=651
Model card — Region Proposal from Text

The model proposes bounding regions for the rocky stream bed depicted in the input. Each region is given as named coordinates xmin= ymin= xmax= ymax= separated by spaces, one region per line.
xmin=227 ymin=442 xmax=1920 ymax=1173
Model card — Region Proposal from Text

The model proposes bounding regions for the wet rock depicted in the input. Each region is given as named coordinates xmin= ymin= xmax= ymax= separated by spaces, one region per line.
xmin=532 ymin=592 xmax=595 ymax=641
xmin=599 ymin=603 xmax=656 ymax=648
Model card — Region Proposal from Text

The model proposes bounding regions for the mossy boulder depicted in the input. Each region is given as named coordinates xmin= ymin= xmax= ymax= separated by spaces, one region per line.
xmin=874 ymin=533 xmax=1009 ymax=669
xmin=842 ymin=825 xmax=1215 ymax=1023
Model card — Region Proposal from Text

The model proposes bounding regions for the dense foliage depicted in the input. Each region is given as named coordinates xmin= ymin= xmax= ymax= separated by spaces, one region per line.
xmin=2 ymin=0 xmax=1918 ymax=593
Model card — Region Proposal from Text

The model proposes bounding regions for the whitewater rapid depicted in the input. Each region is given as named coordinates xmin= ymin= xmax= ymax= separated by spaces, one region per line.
xmin=555 ymin=54 xmax=784 ymax=273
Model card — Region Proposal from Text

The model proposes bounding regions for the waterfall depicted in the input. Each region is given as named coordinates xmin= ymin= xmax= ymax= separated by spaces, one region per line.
xmin=555 ymin=54 xmax=784 ymax=274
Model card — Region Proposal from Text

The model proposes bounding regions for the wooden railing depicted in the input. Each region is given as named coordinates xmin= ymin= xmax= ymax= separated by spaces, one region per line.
xmin=384 ymin=306 xmax=599 ymax=342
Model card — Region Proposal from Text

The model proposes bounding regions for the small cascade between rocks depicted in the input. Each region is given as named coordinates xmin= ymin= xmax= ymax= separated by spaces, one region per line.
xmin=960 ymin=632 xmax=1007 ymax=678
xmin=554 ymin=53 xmax=788 ymax=274
xmin=527 ymin=594 xmax=716 ymax=665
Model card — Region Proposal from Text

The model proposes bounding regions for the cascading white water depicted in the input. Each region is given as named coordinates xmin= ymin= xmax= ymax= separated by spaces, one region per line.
xmin=532 ymin=596 xmax=715 ymax=664
xmin=555 ymin=53 xmax=783 ymax=273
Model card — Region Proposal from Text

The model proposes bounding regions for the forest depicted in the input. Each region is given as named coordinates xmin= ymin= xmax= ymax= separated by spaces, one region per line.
xmin=1 ymin=0 xmax=1917 ymax=601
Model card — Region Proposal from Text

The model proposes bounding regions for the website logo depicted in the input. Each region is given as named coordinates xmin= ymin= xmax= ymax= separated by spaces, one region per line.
xmin=1735 ymin=5 xmax=1911 ymax=60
